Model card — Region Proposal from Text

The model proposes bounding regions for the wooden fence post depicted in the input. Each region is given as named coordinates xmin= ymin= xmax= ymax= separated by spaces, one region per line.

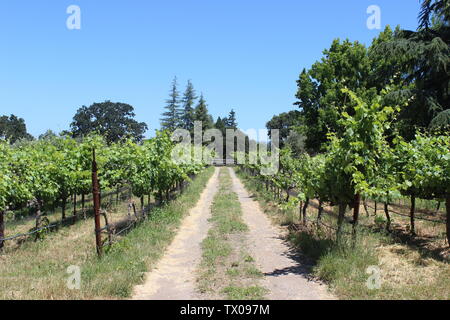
xmin=352 ymin=194 xmax=361 ymax=241
xmin=0 ymin=210 xmax=4 ymax=250
xmin=92 ymin=149 xmax=102 ymax=257
xmin=410 ymin=195 xmax=416 ymax=235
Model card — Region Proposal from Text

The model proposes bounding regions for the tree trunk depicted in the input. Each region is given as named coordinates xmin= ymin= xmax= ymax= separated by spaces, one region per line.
xmin=317 ymin=200 xmax=324 ymax=223
xmin=384 ymin=202 xmax=391 ymax=231
xmin=0 ymin=210 xmax=5 ymax=250
xmin=35 ymin=200 xmax=43 ymax=242
xmin=73 ymin=194 xmax=77 ymax=219
xmin=81 ymin=194 xmax=86 ymax=219
xmin=436 ymin=201 xmax=441 ymax=215
xmin=352 ymin=194 xmax=361 ymax=242
xmin=140 ymin=196 xmax=144 ymax=211
xmin=336 ymin=203 xmax=347 ymax=243
xmin=410 ymin=195 xmax=416 ymax=235
xmin=302 ymin=198 xmax=309 ymax=224
xmin=116 ymin=186 xmax=120 ymax=206
xmin=299 ymin=201 xmax=303 ymax=222
xmin=446 ymin=194 xmax=449 ymax=247
xmin=132 ymin=202 xmax=137 ymax=218
xmin=61 ymin=197 xmax=67 ymax=220
xmin=363 ymin=199 xmax=370 ymax=217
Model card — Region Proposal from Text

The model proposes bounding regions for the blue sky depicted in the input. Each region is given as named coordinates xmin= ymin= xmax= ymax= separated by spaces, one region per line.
xmin=0 ymin=0 xmax=420 ymax=138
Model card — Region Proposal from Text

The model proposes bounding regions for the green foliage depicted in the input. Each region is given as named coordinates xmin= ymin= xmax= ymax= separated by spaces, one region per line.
xmin=0 ymin=132 xmax=207 ymax=215
xmin=193 ymin=94 xmax=214 ymax=131
xmin=293 ymin=5 xmax=449 ymax=152
xmin=161 ymin=77 xmax=182 ymax=132
xmin=71 ymin=101 xmax=148 ymax=143
xmin=266 ymin=110 xmax=302 ymax=148
xmin=0 ymin=114 xmax=34 ymax=144
xmin=430 ymin=109 xmax=450 ymax=130
xmin=322 ymin=89 xmax=400 ymax=204
xmin=295 ymin=38 xmax=377 ymax=152
xmin=180 ymin=80 xmax=198 ymax=131
xmin=226 ymin=109 xmax=238 ymax=129
xmin=393 ymin=133 xmax=450 ymax=199
xmin=374 ymin=0 xmax=450 ymax=138
xmin=242 ymin=87 xmax=449 ymax=240
xmin=214 ymin=116 xmax=227 ymax=135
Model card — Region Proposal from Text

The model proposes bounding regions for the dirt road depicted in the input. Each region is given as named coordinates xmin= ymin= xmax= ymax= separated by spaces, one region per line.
xmin=132 ymin=167 xmax=333 ymax=300
xmin=132 ymin=168 xmax=220 ymax=300
xmin=228 ymin=168 xmax=334 ymax=300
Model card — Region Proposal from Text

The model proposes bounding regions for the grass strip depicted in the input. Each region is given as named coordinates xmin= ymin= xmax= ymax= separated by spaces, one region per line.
xmin=197 ymin=168 xmax=267 ymax=300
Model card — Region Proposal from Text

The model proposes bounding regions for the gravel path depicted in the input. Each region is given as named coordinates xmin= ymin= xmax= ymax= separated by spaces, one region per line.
xmin=132 ymin=168 xmax=219 ymax=300
xmin=228 ymin=168 xmax=334 ymax=300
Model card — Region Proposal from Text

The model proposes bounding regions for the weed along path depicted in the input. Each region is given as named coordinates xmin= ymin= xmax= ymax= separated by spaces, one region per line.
xmin=228 ymin=168 xmax=334 ymax=300
xmin=132 ymin=168 xmax=220 ymax=300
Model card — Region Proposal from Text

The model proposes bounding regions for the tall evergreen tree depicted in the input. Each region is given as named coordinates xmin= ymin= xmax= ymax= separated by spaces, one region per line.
xmin=160 ymin=77 xmax=181 ymax=132
xmin=215 ymin=116 xmax=227 ymax=135
xmin=375 ymin=0 xmax=450 ymax=138
xmin=180 ymin=80 xmax=197 ymax=131
xmin=194 ymin=94 xmax=214 ymax=131
xmin=227 ymin=109 xmax=238 ymax=129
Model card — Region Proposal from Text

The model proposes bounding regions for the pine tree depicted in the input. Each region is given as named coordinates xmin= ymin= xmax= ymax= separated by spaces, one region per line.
xmin=180 ymin=80 xmax=197 ymax=131
xmin=160 ymin=77 xmax=181 ymax=132
xmin=194 ymin=94 xmax=214 ymax=131
xmin=227 ymin=109 xmax=237 ymax=129
xmin=377 ymin=0 xmax=450 ymax=138
xmin=215 ymin=116 xmax=226 ymax=135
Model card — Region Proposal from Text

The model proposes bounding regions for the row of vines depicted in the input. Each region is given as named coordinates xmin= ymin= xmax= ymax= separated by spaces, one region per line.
xmin=0 ymin=131 xmax=207 ymax=249
xmin=240 ymin=89 xmax=450 ymax=244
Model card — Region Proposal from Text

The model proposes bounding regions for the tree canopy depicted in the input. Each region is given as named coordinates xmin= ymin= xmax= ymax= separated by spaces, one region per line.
xmin=226 ymin=109 xmax=238 ymax=129
xmin=266 ymin=110 xmax=302 ymax=148
xmin=180 ymin=80 xmax=198 ymax=131
xmin=161 ymin=77 xmax=182 ymax=132
xmin=193 ymin=94 xmax=214 ymax=131
xmin=373 ymin=0 xmax=450 ymax=138
xmin=70 ymin=101 xmax=148 ymax=143
xmin=0 ymin=114 xmax=34 ymax=144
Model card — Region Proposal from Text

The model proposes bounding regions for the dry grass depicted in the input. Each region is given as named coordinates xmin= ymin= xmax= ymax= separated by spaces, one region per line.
xmin=2 ymin=188 xmax=136 ymax=252
xmin=375 ymin=244 xmax=450 ymax=300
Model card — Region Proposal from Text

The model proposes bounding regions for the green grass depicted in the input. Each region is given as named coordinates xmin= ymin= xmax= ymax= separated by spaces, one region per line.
xmin=197 ymin=168 xmax=267 ymax=300
xmin=222 ymin=286 xmax=267 ymax=300
xmin=0 ymin=166 xmax=215 ymax=300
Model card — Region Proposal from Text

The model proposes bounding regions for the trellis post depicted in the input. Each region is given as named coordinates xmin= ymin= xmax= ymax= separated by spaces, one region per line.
xmin=92 ymin=149 xmax=102 ymax=257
